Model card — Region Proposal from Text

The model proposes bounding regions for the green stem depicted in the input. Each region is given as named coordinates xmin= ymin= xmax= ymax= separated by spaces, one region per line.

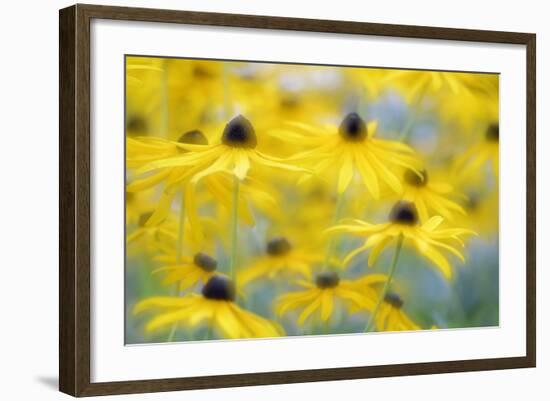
xmin=167 ymin=189 xmax=186 ymax=342
xmin=167 ymin=323 xmax=178 ymax=342
xmin=204 ymin=323 xmax=214 ymax=341
xmin=176 ymin=188 xmax=186 ymax=264
xmin=160 ymin=59 xmax=169 ymax=138
xmin=364 ymin=234 xmax=404 ymax=332
xmin=398 ymin=112 xmax=417 ymax=142
xmin=398 ymin=89 xmax=427 ymax=142
xmin=322 ymin=191 xmax=346 ymax=271
xmin=229 ymin=176 xmax=240 ymax=282
xmin=222 ymin=64 xmax=233 ymax=120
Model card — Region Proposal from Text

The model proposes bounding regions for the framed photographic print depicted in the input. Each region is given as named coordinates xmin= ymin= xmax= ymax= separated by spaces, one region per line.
xmin=59 ymin=4 xmax=536 ymax=397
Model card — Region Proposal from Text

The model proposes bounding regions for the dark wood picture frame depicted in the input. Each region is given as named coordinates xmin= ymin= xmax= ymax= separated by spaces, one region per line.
xmin=59 ymin=3 xmax=536 ymax=397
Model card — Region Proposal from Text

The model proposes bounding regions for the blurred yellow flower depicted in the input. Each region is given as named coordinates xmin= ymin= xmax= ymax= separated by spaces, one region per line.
xmin=327 ymin=201 xmax=475 ymax=279
xmin=238 ymin=237 xmax=322 ymax=287
xmin=134 ymin=276 xmax=283 ymax=339
xmin=454 ymin=123 xmax=499 ymax=179
xmin=139 ymin=115 xmax=307 ymax=182
xmin=152 ymin=252 xmax=219 ymax=292
xmin=374 ymin=292 xmax=420 ymax=332
xmin=275 ymin=272 xmax=376 ymax=325
xmin=400 ymin=168 xmax=466 ymax=222
xmin=280 ymin=113 xmax=420 ymax=197
xmin=126 ymin=212 xmax=177 ymax=256
xmin=384 ymin=70 xmax=497 ymax=103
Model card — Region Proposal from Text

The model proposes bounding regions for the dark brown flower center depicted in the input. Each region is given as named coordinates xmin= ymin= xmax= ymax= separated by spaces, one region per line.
xmin=266 ymin=237 xmax=292 ymax=256
xmin=404 ymin=169 xmax=428 ymax=187
xmin=465 ymin=193 xmax=480 ymax=211
xmin=384 ymin=292 xmax=404 ymax=308
xmin=202 ymin=276 xmax=236 ymax=301
xmin=222 ymin=115 xmax=257 ymax=148
xmin=338 ymin=112 xmax=368 ymax=142
xmin=193 ymin=65 xmax=216 ymax=79
xmin=126 ymin=115 xmax=148 ymax=135
xmin=389 ymin=201 xmax=418 ymax=225
xmin=138 ymin=211 xmax=153 ymax=227
xmin=486 ymin=123 xmax=499 ymax=142
xmin=193 ymin=253 xmax=218 ymax=272
xmin=280 ymin=96 xmax=299 ymax=110
xmin=178 ymin=130 xmax=208 ymax=145
xmin=315 ymin=271 xmax=340 ymax=289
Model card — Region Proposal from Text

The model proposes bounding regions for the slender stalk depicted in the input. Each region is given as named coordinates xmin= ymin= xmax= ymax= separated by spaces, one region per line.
xmin=222 ymin=64 xmax=233 ymax=120
xmin=229 ymin=176 xmax=240 ymax=282
xmin=167 ymin=323 xmax=178 ymax=342
xmin=176 ymin=188 xmax=186 ymax=264
xmin=322 ymin=191 xmax=346 ymax=271
xmin=364 ymin=234 xmax=404 ymax=332
xmin=204 ymin=323 xmax=214 ymax=341
xmin=322 ymin=318 xmax=330 ymax=335
xmin=398 ymin=90 xmax=426 ymax=142
xmin=398 ymin=112 xmax=417 ymax=142
xmin=160 ymin=59 xmax=169 ymax=138
xmin=167 ymin=189 xmax=186 ymax=342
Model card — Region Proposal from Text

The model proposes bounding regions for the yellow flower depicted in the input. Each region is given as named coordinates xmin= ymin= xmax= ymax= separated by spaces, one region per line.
xmin=138 ymin=115 xmax=307 ymax=183
xmin=347 ymin=67 xmax=391 ymax=99
xmin=279 ymin=113 xmax=420 ymax=197
xmin=152 ymin=252 xmax=218 ymax=292
xmin=436 ymin=76 xmax=498 ymax=130
xmin=400 ymin=168 xmax=466 ymax=222
xmin=374 ymin=292 xmax=420 ymax=332
xmin=126 ymin=212 xmax=177 ymax=256
xmin=326 ymin=201 xmax=475 ymax=279
xmin=457 ymin=189 xmax=499 ymax=235
xmin=237 ymin=237 xmax=322 ymax=287
xmin=125 ymin=189 xmax=155 ymax=226
xmin=384 ymin=70 xmax=497 ymax=103
xmin=275 ymin=272 xmax=376 ymax=325
xmin=127 ymin=127 xmax=280 ymax=241
xmin=454 ymin=123 xmax=499 ymax=179
xmin=126 ymin=129 xmax=210 ymax=228
xmin=134 ymin=276 xmax=283 ymax=339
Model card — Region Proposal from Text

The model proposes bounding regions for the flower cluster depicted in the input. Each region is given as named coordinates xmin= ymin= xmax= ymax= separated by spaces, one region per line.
xmin=126 ymin=57 xmax=499 ymax=343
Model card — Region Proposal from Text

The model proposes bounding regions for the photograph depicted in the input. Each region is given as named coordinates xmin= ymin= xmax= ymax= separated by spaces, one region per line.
xmin=124 ymin=56 xmax=500 ymax=344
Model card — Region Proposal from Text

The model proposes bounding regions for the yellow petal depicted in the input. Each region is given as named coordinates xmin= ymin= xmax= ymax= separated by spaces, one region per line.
xmin=320 ymin=291 xmax=334 ymax=321
xmin=297 ymin=295 xmax=322 ymax=326
xmin=422 ymin=216 xmax=444 ymax=231
xmin=367 ymin=120 xmax=378 ymax=138
xmin=354 ymin=150 xmax=380 ymax=199
xmin=233 ymin=150 xmax=250 ymax=180
xmin=368 ymin=235 xmax=393 ymax=267
xmin=337 ymin=156 xmax=354 ymax=194
xmin=414 ymin=239 xmax=453 ymax=279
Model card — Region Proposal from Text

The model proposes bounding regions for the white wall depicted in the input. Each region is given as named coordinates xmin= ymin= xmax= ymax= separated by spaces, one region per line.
xmin=0 ymin=0 xmax=545 ymax=400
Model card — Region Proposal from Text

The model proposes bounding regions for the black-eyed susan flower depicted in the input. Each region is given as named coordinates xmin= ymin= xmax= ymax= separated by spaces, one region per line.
xmin=383 ymin=70 xmax=498 ymax=103
xmin=152 ymin=252 xmax=218 ymax=292
xmin=138 ymin=115 xmax=307 ymax=183
xmin=454 ymin=123 xmax=499 ymax=179
xmin=237 ymin=237 xmax=322 ymax=287
xmin=278 ymin=113 xmax=421 ymax=197
xmin=400 ymin=168 xmax=466 ymax=222
xmin=457 ymin=190 xmax=499 ymax=235
xmin=373 ymin=292 xmax=420 ymax=332
xmin=125 ymin=189 xmax=155 ymax=226
xmin=134 ymin=276 xmax=283 ymax=339
xmin=326 ymin=201 xmax=475 ymax=279
xmin=126 ymin=129 xmax=210 ymax=229
xmin=275 ymin=271 xmax=376 ymax=325
xmin=126 ymin=212 xmax=177 ymax=256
